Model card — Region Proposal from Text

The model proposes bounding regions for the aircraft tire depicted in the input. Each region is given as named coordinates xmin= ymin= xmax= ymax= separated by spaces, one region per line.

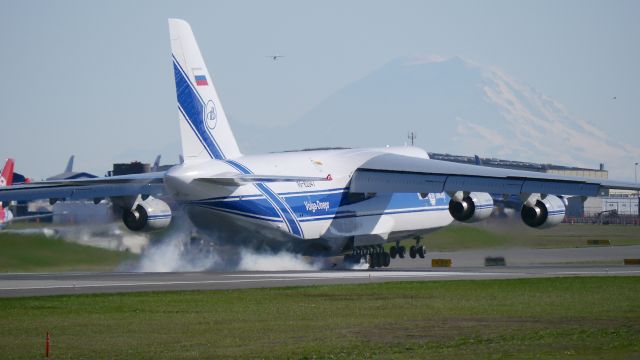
xmin=398 ymin=246 xmax=406 ymax=259
xmin=389 ymin=246 xmax=397 ymax=259
xmin=383 ymin=252 xmax=391 ymax=267
xmin=368 ymin=255 xmax=376 ymax=269
xmin=409 ymin=245 xmax=417 ymax=259
xmin=417 ymin=245 xmax=426 ymax=258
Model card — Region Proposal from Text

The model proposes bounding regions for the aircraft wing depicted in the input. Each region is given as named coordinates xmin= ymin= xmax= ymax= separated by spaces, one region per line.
xmin=0 ymin=172 xmax=166 ymax=202
xmin=350 ymin=153 xmax=640 ymax=196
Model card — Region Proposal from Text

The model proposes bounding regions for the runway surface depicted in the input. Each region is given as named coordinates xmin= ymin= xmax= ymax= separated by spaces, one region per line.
xmin=1 ymin=265 xmax=639 ymax=298
xmin=1 ymin=245 xmax=639 ymax=297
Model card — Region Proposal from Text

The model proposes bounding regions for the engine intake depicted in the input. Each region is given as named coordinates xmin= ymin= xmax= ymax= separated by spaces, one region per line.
xmin=448 ymin=192 xmax=494 ymax=223
xmin=520 ymin=195 xmax=565 ymax=229
xmin=122 ymin=197 xmax=171 ymax=232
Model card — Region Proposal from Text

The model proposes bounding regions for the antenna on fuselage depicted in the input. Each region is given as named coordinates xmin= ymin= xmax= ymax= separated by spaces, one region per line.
xmin=407 ymin=131 xmax=417 ymax=146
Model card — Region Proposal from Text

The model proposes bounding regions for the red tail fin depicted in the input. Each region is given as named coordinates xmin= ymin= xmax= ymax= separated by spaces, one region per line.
xmin=1 ymin=159 xmax=15 ymax=187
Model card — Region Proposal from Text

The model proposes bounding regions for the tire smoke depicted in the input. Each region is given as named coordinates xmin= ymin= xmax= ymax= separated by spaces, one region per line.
xmin=131 ymin=215 xmax=323 ymax=272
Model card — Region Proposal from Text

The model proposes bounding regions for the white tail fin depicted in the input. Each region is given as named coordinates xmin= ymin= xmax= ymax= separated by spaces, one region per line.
xmin=64 ymin=155 xmax=75 ymax=173
xmin=169 ymin=19 xmax=242 ymax=162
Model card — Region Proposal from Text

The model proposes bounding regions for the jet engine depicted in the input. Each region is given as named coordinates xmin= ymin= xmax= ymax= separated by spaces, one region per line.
xmin=122 ymin=197 xmax=172 ymax=232
xmin=2 ymin=209 xmax=13 ymax=223
xmin=520 ymin=195 xmax=566 ymax=229
xmin=448 ymin=192 xmax=494 ymax=223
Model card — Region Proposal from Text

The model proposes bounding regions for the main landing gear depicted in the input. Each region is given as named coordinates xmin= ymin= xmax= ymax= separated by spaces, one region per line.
xmin=344 ymin=245 xmax=390 ymax=269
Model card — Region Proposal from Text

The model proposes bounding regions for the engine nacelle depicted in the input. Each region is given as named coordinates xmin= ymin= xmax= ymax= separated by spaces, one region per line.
xmin=122 ymin=197 xmax=172 ymax=232
xmin=2 ymin=208 xmax=13 ymax=223
xmin=520 ymin=195 xmax=566 ymax=229
xmin=448 ymin=192 xmax=494 ymax=223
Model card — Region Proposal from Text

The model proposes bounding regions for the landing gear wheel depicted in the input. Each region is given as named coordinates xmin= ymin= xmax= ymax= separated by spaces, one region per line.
xmin=375 ymin=253 xmax=383 ymax=268
xmin=367 ymin=255 xmax=375 ymax=269
xmin=382 ymin=252 xmax=391 ymax=267
xmin=417 ymin=245 xmax=426 ymax=258
xmin=369 ymin=254 xmax=381 ymax=269
xmin=389 ymin=246 xmax=397 ymax=259
xmin=398 ymin=246 xmax=406 ymax=259
xmin=409 ymin=245 xmax=417 ymax=259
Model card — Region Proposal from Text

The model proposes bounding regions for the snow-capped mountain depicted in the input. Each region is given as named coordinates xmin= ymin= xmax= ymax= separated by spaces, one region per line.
xmin=235 ymin=56 xmax=639 ymax=179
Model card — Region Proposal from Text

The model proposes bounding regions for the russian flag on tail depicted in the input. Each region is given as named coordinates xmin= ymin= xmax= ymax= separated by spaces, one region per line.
xmin=195 ymin=74 xmax=208 ymax=86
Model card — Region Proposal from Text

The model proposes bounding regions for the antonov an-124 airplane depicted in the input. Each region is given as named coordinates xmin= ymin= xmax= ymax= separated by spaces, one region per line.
xmin=1 ymin=19 xmax=638 ymax=268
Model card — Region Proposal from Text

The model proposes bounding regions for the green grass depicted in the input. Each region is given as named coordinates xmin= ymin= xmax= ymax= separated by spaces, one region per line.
xmin=395 ymin=223 xmax=640 ymax=251
xmin=0 ymin=233 xmax=137 ymax=272
xmin=1 ymin=277 xmax=639 ymax=359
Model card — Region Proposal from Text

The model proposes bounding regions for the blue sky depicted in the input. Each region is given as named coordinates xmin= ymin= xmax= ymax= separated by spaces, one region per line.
xmin=0 ymin=0 xmax=638 ymax=178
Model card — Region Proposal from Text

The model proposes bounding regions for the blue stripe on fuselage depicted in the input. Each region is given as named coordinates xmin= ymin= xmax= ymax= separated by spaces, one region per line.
xmin=224 ymin=160 xmax=304 ymax=237
xmin=191 ymin=189 xmax=452 ymax=226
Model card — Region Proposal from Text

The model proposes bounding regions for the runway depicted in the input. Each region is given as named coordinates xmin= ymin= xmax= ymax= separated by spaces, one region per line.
xmin=2 ymin=245 xmax=639 ymax=298
xmin=1 ymin=265 xmax=639 ymax=298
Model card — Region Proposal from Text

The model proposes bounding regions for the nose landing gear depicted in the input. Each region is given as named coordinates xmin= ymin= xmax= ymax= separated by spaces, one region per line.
xmin=389 ymin=243 xmax=406 ymax=259
xmin=391 ymin=238 xmax=426 ymax=260
xmin=409 ymin=245 xmax=426 ymax=259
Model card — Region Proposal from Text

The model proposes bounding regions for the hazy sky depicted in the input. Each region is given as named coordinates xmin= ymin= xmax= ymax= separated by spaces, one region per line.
xmin=1 ymin=0 xmax=638 ymax=178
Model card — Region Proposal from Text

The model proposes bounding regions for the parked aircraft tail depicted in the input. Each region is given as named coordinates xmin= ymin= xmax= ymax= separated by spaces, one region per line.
xmin=64 ymin=155 xmax=75 ymax=173
xmin=0 ymin=159 xmax=14 ymax=187
xmin=152 ymin=155 xmax=161 ymax=172
xmin=169 ymin=18 xmax=242 ymax=162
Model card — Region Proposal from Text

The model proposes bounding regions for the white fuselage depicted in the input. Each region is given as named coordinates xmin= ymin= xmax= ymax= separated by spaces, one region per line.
xmin=165 ymin=146 xmax=454 ymax=255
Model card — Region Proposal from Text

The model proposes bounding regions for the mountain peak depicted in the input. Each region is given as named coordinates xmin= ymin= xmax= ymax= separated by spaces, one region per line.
xmin=236 ymin=56 xmax=640 ymax=179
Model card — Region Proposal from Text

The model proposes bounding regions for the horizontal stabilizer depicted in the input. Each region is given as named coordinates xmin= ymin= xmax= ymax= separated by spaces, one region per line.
xmin=0 ymin=172 xmax=166 ymax=202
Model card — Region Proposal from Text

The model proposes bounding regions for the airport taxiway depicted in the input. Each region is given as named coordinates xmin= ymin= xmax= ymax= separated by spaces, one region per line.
xmin=1 ymin=265 xmax=638 ymax=298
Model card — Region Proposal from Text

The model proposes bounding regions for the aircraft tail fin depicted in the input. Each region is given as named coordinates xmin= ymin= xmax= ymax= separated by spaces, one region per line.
xmin=169 ymin=18 xmax=242 ymax=162
xmin=64 ymin=155 xmax=75 ymax=173
xmin=152 ymin=155 xmax=161 ymax=172
xmin=1 ymin=159 xmax=14 ymax=187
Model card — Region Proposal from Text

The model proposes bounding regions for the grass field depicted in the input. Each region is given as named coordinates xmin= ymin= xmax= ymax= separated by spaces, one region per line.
xmin=0 ymin=233 xmax=137 ymax=272
xmin=0 ymin=277 xmax=638 ymax=359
